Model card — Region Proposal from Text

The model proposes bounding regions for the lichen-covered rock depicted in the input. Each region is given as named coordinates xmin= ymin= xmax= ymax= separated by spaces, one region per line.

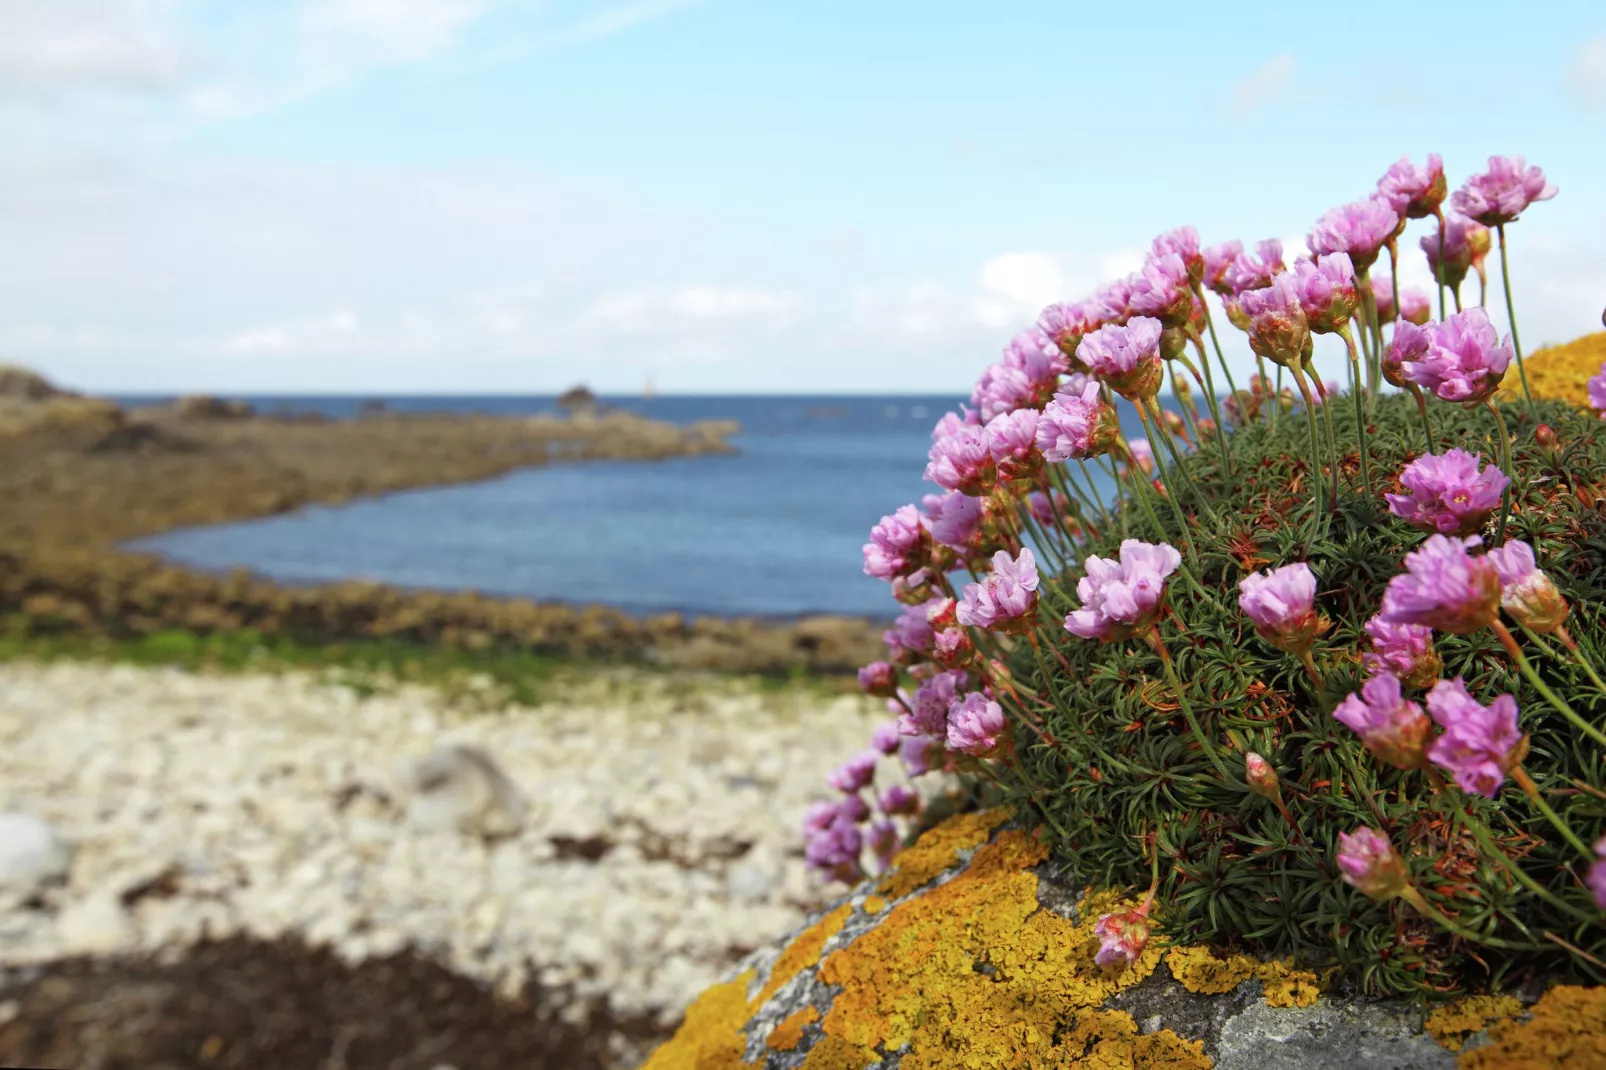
xmin=644 ymin=812 xmax=1603 ymax=1069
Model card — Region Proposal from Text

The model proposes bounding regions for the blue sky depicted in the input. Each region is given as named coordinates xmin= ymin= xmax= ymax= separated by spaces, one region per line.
xmin=2 ymin=1 xmax=1604 ymax=394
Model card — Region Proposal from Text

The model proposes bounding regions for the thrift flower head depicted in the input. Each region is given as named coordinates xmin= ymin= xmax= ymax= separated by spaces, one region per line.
xmin=883 ymin=598 xmax=941 ymax=660
xmin=956 ymin=547 xmax=1040 ymax=633
xmin=1093 ymin=907 xmax=1152 ymax=970
xmin=1238 ymin=562 xmax=1324 ymax=654
xmin=901 ymin=669 xmax=968 ymax=739
xmin=1487 ymin=538 xmax=1569 ymax=634
xmin=1588 ymin=360 xmax=1606 ymax=418
xmin=1240 ymin=274 xmax=1310 ymax=369
xmin=898 ymin=732 xmax=943 ymax=778
xmin=1362 ymin=616 xmax=1441 ymax=690
xmin=1337 ymin=828 xmax=1410 ymax=901
xmin=931 ymin=408 xmax=982 ymax=444
xmin=859 ymin=662 xmax=899 ymax=699
xmin=828 ymin=750 xmax=879 ymax=793
xmin=1420 ymin=214 xmax=1488 ymax=290
xmin=928 ymin=491 xmax=985 ymax=554
xmin=1377 ymin=153 xmax=1447 ymax=219
xmin=1128 ymin=253 xmax=1194 ymax=328
xmin=1292 ymin=254 xmax=1358 ymax=333
xmin=870 ymin=720 xmax=902 ymax=756
xmin=1037 ymin=300 xmax=1102 ymax=365
xmin=863 ymin=505 xmax=929 ymax=581
xmin=932 ymin=626 xmax=973 ymax=669
xmin=1371 ymin=278 xmax=1429 ymax=326
xmin=1451 ymin=155 xmax=1557 ymax=226
xmin=1400 ymin=307 xmax=1513 ymax=404
xmin=926 ymin=425 xmax=997 ymax=495
xmin=1151 ymin=225 xmax=1203 ymax=283
xmin=804 ymin=812 xmax=863 ymax=883
xmin=867 ymin=818 xmax=901 ymax=868
xmin=1384 ymin=449 xmax=1510 ymax=537
xmin=1380 ymin=534 xmax=1502 ymax=634
xmin=1225 ymin=238 xmax=1285 ymax=295
xmin=1399 ymin=288 xmax=1431 ymax=325
xmin=1094 ymin=275 xmax=1138 ymax=324
xmin=1036 ymin=379 xmax=1121 ymax=461
xmin=879 ymin=784 xmax=919 ymax=816
xmin=1202 ymin=239 xmax=1243 ymax=294
xmin=1382 ymin=318 xmax=1431 ymax=389
xmin=1079 ymin=317 xmax=1165 ymax=401
xmin=1065 ymin=539 xmax=1181 ymax=642
xmin=985 ymin=408 xmax=1042 ymax=481
xmin=1308 ymin=195 xmax=1401 ymax=270
xmin=946 ymin=691 xmax=1007 ymax=755
xmin=1589 ymin=837 xmax=1606 ymax=911
xmin=1424 ymin=677 xmax=1523 ymax=798
xmin=1333 ymin=673 xmax=1433 ymax=770
xmin=1124 ymin=437 xmax=1154 ymax=475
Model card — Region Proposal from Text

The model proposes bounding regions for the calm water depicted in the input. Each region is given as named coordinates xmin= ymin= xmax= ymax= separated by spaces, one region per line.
xmin=117 ymin=394 xmax=1160 ymax=620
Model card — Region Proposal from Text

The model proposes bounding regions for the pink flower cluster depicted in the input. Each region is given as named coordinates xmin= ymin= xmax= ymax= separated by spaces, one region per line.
xmin=1238 ymin=562 xmax=1323 ymax=655
xmin=1450 ymin=155 xmax=1557 ymax=227
xmin=1065 ymin=540 xmax=1180 ymax=641
xmin=1384 ymin=449 xmax=1509 ymax=537
xmin=1389 ymin=308 xmax=1513 ymax=404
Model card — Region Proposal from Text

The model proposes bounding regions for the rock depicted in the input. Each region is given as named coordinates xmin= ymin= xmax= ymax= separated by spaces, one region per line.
xmin=56 ymin=894 xmax=135 ymax=955
xmin=0 ymin=812 xmax=72 ymax=903
xmin=172 ymin=394 xmax=254 ymax=420
xmin=556 ymin=385 xmax=600 ymax=416
xmin=404 ymin=744 xmax=528 ymax=838
xmin=0 ymin=366 xmax=68 ymax=400
xmin=642 ymin=809 xmax=1542 ymax=1070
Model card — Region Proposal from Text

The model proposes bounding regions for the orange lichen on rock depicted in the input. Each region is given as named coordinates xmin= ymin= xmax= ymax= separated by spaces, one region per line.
xmin=874 ymin=807 xmax=1011 ymax=900
xmin=798 ymin=1035 xmax=879 ymax=1069
xmin=767 ymin=1006 xmax=819 ymax=1052
xmin=816 ymin=826 xmax=1205 ymax=1068
xmin=1425 ymin=994 xmax=1525 ymax=1052
xmin=639 ymin=969 xmax=756 ymax=1070
xmin=1165 ymin=946 xmax=1322 ymax=1008
xmin=1499 ymin=330 xmax=1606 ymax=410
xmin=861 ymin=895 xmax=886 ymax=915
xmin=1456 ymin=985 xmax=1606 ymax=1069
xmin=754 ymin=904 xmax=854 ymax=1007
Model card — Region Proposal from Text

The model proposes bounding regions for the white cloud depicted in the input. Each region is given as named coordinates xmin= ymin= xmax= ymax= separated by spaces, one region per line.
xmin=0 ymin=0 xmax=190 ymax=100
xmin=1569 ymin=34 xmax=1606 ymax=108
xmin=1232 ymin=53 xmax=1296 ymax=114
xmin=299 ymin=0 xmax=487 ymax=63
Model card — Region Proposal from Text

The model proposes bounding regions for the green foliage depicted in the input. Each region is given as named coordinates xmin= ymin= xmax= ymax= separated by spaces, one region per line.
xmin=1004 ymin=392 xmax=1606 ymax=997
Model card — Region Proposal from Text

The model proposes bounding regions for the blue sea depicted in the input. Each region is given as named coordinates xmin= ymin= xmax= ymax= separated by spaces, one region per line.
xmin=114 ymin=394 xmax=1165 ymax=621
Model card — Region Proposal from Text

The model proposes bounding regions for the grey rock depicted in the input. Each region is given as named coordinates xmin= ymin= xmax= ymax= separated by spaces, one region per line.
xmin=1214 ymin=996 xmax=1454 ymax=1069
xmin=404 ymin=744 xmax=527 ymax=838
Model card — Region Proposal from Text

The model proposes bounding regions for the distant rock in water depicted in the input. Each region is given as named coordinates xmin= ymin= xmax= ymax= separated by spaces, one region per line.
xmin=172 ymin=394 xmax=255 ymax=420
xmin=556 ymin=385 xmax=602 ymax=416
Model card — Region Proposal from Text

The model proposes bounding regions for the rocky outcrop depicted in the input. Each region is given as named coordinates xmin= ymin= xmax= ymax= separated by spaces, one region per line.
xmin=0 ymin=366 xmax=69 ymax=401
xmin=643 ymin=809 xmax=1604 ymax=1069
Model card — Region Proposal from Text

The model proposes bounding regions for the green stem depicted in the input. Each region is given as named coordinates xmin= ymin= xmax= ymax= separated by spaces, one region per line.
xmin=1152 ymin=634 xmax=1241 ymax=788
xmin=1496 ymin=223 xmax=1537 ymax=420
xmin=1490 ymin=620 xmax=1606 ymax=750
xmin=1455 ymin=801 xmax=1595 ymax=921
xmin=1433 ymin=208 xmax=1447 ymax=321
xmin=1135 ymin=407 xmax=1203 ymax=562
xmin=1288 ymin=367 xmax=1327 ymax=541
xmin=1399 ymin=886 xmax=1541 ymax=949
xmin=1339 ymin=326 xmax=1373 ymax=498
xmin=1483 ymin=399 xmax=1515 ymax=545
xmin=1144 ymin=397 xmax=1219 ymax=526
xmin=1177 ymin=343 xmax=1234 ymax=478
xmin=1542 ymin=626 xmax=1606 ymax=702
xmin=1408 ymin=384 xmax=1434 ymax=455
xmin=1512 ymin=766 xmax=1596 ymax=862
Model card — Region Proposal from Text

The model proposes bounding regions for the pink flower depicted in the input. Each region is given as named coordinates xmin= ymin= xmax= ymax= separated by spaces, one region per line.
xmin=1381 ymin=319 xmax=1431 ymax=389
xmin=1124 ymin=437 xmax=1154 ymax=475
xmin=1065 ymin=539 xmax=1181 ymax=641
xmin=972 ymin=330 xmax=1063 ymax=420
xmin=1202 ymin=240 xmax=1243 ymax=294
xmin=901 ymin=669 xmax=969 ymax=738
xmin=1225 ymin=239 xmax=1285 ymax=295
xmin=804 ymin=810 xmax=864 ymax=884
xmin=1380 ymin=534 xmax=1502 ymax=634
xmin=926 ymin=425 xmax=997 ymax=495
xmin=957 ymin=548 xmax=1040 ymax=633
xmin=932 ymin=408 xmax=982 ymax=443
xmin=1370 ymin=278 xmax=1427 ymax=326
xmin=1093 ymin=275 xmax=1139 ymax=324
xmin=1377 ymin=153 xmax=1447 ymax=219
xmin=1384 ymin=449 xmax=1509 ymax=537
xmin=1487 ymin=539 xmax=1569 ymax=633
xmin=898 ymin=732 xmax=943 ymax=777
xmin=1128 ymin=253 xmax=1194 ymax=328
xmin=1337 ymin=828 xmax=1410 ymax=901
xmin=1151 ymin=226 xmax=1204 ymax=283
xmin=1333 ymin=673 xmax=1433 ymax=770
xmin=879 ymin=784 xmax=920 ymax=816
xmin=1589 ymin=837 xmax=1606 ymax=911
xmin=946 ymin=691 xmax=1007 ymax=755
xmin=1400 ymin=307 xmax=1513 ymax=404
xmin=828 ymin=750 xmax=879 ymax=793
xmin=1398 ymin=289 xmax=1431 ymax=326
xmin=870 ymin=720 xmax=902 ymax=755
xmin=927 ymin=491 xmax=984 ymax=553
xmin=1451 ymin=155 xmax=1557 ymax=226
xmin=1079 ymin=317 xmax=1165 ymax=401
xmin=867 ymin=818 xmax=900 ymax=868
xmin=1238 ymin=562 xmax=1323 ymax=654
xmin=1307 ymin=195 xmax=1401 ymax=270
xmin=883 ymin=598 xmax=942 ymax=660
xmin=863 ymin=505 xmax=930 ymax=581
xmin=1037 ymin=300 xmax=1103 ymax=365
xmin=1362 ymin=616 xmax=1441 ymax=690
xmin=1420 ymin=214 xmax=1489 ymax=290
xmin=1589 ymin=361 xmax=1606 ymax=418
xmin=1036 ymin=379 xmax=1121 ymax=462
xmin=1240 ymin=274 xmax=1310 ymax=369
xmin=1093 ymin=907 xmax=1152 ymax=970
xmin=985 ymin=408 xmax=1042 ymax=481
xmin=859 ymin=662 xmax=899 ymax=699
xmin=932 ymin=626 xmax=973 ymax=669
xmin=1424 ymin=677 xmax=1523 ymax=798
xmin=1291 ymin=254 xmax=1358 ymax=333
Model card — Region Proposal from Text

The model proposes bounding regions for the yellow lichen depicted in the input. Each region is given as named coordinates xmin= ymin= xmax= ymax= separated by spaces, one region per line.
xmin=798 ymin=1035 xmax=879 ymax=1069
xmin=816 ymin=827 xmax=1204 ymax=1068
xmin=874 ymin=806 xmax=1011 ymax=900
xmin=1498 ymin=330 xmax=1606 ymax=410
xmin=754 ymin=903 xmax=853 ymax=1008
xmin=1165 ymin=946 xmax=1323 ymax=1008
xmin=638 ymin=969 xmax=756 ymax=1070
xmin=861 ymin=895 xmax=886 ymax=915
xmin=1258 ymin=966 xmax=1321 ymax=1010
xmin=1458 ymin=984 xmax=1606 ymax=1069
xmin=1426 ymin=994 xmax=1525 ymax=1052
xmin=767 ymin=1006 xmax=820 ymax=1052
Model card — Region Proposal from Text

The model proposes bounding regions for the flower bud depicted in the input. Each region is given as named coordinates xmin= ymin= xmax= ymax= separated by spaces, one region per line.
xmin=1245 ymin=752 xmax=1281 ymax=800
xmin=1093 ymin=906 xmax=1152 ymax=971
xmin=1336 ymin=828 xmax=1410 ymax=902
xmin=1488 ymin=540 xmax=1570 ymax=634
xmin=1160 ymin=409 xmax=1188 ymax=440
xmin=1196 ymin=417 xmax=1218 ymax=438
xmin=1535 ymin=424 xmax=1558 ymax=454
xmin=858 ymin=662 xmax=899 ymax=699
xmin=1159 ymin=325 xmax=1189 ymax=361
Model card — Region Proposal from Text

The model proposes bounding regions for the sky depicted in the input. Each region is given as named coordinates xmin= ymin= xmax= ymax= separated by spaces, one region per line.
xmin=3 ymin=0 xmax=1605 ymax=396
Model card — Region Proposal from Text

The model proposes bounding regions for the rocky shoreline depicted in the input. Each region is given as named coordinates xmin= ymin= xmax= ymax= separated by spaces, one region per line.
xmin=0 ymin=367 xmax=887 ymax=673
